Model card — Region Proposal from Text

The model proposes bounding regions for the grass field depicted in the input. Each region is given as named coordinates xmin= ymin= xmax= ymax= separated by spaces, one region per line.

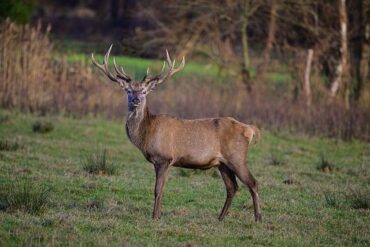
xmin=0 ymin=109 xmax=369 ymax=246
xmin=68 ymin=52 xmax=221 ymax=80
xmin=67 ymin=52 xmax=292 ymax=86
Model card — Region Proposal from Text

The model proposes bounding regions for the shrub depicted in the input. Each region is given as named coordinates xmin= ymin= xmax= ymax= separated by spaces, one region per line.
xmin=324 ymin=188 xmax=370 ymax=210
xmin=317 ymin=154 xmax=336 ymax=173
xmin=0 ymin=179 xmax=49 ymax=214
xmin=346 ymin=188 xmax=370 ymax=210
xmin=32 ymin=120 xmax=54 ymax=133
xmin=324 ymin=192 xmax=341 ymax=208
xmin=81 ymin=149 xmax=116 ymax=175
xmin=0 ymin=139 xmax=21 ymax=151
xmin=0 ymin=2 xmax=36 ymax=24
xmin=0 ymin=20 xmax=123 ymax=117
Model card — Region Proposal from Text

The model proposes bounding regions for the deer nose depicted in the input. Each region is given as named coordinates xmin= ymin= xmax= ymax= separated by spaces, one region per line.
xmin=132 ymin=98 xmax=140 ymax=105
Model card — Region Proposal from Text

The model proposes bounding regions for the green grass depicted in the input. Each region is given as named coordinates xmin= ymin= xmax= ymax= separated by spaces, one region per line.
xmin=68 ymin=52 xmax=220 ymax=80
xmin=55 ymin=39 xmax=292 ymax=86
xmin=81 ymin=149 xmax=116 ymax=175
xmin=66 ymin=52 xmax=292 ymax=86
xmin=32 ymin=120 xmax=54 ymax=134
xmin=0 ymin=179 xmax=49 ymax=214
xmin=0 ymin=109 xmax=369 ymax=246
xmin=0 ymin=139 xmax=21 ymax=151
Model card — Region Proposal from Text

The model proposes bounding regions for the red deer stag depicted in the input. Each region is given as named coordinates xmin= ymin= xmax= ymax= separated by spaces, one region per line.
xmin=91 ymin=45 xmax=262 ymax=222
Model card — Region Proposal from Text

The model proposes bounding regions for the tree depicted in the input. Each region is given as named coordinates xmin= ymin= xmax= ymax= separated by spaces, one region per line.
xmin=258 ymin=0 xmax=278 ymax=79
xmin=0 ymin=0 xmax=36 ymax=24
xmin=126 ymin=0 xmax=265 ymax=92
xmin=329 ymin=0 xmax=349 ymax=109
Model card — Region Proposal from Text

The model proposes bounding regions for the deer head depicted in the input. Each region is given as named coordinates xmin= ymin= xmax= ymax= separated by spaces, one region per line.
xmin=91 ymin=45 xmax=185 ymax=111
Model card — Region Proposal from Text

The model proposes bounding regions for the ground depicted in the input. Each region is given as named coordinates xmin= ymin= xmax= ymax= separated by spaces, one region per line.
xmin=0 ymin=109 xmax=369 ymax=246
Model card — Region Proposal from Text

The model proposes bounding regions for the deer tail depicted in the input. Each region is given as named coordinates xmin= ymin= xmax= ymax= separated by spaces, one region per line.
xmin=250 ymin=125 xmax=260 ymax=144
xmin=242 ymin=124 xmax=260 ymax=145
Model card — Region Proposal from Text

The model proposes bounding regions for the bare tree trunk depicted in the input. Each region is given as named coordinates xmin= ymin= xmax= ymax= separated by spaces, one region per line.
xmin=359 ymin=1 xmax=370 ymax=98
xmin=241 ymin=13 xmax=250 ymax=69
xmin=330 ymin=0 xmax=350 ymax=108
xmin=360 ymin=23 xmax=370 ymax=88
xmin=241 ymin=5 xmax=252 ymax=92
xmin=304 ymin=49 xmax=314 ymax=107
xmin=292 ymin=49 xmax=304 ymax=103
xmin=259 ymin=0 xmax=277 ymax=78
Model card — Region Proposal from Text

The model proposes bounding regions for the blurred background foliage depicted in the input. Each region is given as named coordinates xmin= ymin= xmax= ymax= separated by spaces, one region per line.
xmin=0 ymin=0 xmax=36 ymax=24
xmin=0 ymin=0 xmax=369 ymax=140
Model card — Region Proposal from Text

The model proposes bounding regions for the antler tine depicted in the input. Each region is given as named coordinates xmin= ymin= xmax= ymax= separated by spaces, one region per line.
xmin=91 ymin=44 xmax=119 ymax=83
xmin=176 ymin=56 xmax=186 ymax=72
xmin=113 ymin=57 xmax=131 ymax=81
xmin=103 ymin=45 xmax=118 ymax=81
xmin=103 ymin=44 xmax=113 ymax=67
xmin=155 ymin=50 xmax=185 ymax=85
xmin=144 ymin=50 xmax=185 ymax=90
xmin=165 ymin=49 xmax=173 ymax=68
xmin=170 ymin=56 xmax=185 ymax=75
xmin=146 ymin=67 xmax=150 ymax=76
xmin=142 ymin=66 xmax=151 ymax=81
xmin=91 ymin=53 xmax=106 ymax=75
xmin=160 ymin=61 xmax=166 ymax=73
xmin=91 ymin=44 xmax=132 ymax=88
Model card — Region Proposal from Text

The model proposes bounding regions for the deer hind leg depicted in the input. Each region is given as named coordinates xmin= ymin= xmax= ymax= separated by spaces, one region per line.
xmin=226 ymin=155 xmax=262 ymax=222
xmin=152 ymin=163 xmax=169 ymax=219
xmin=218 ymin=163 xmax=238 ymax=221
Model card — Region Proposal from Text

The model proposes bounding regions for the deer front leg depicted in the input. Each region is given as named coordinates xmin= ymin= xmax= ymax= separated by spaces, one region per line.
xmin=152 ymin=163 xmax=169 ymax=219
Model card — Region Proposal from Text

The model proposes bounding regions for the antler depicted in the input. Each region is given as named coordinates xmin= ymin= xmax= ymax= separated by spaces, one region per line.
xmin=91 ymin=44 xmax=131 ymax=88
xmin=158 ymin=49 xmax=185 ymax=84
xmin=145 ymin=50 xmax=185 ymax=89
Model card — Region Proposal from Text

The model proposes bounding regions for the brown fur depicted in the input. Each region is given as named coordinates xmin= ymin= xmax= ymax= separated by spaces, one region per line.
xmin=126 ymin=103 xmax=262 ymax=222
xmin=92 ymin=47 xmax=261 ymax=222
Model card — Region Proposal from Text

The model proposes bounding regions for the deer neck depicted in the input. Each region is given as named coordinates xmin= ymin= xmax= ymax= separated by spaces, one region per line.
xmin=125 ymin=102 xmax=152 ymax=149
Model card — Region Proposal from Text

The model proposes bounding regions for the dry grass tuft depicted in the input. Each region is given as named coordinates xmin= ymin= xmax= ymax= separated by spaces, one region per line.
xmin=0 ymin=19 xmax=123 ymax=116
xmin=0 ymin=179 xmax=49 ymax=214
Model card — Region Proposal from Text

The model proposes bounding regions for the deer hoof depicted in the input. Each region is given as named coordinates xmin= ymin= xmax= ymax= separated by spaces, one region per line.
xmin=255 ymin=213 xmax=262 ymax=223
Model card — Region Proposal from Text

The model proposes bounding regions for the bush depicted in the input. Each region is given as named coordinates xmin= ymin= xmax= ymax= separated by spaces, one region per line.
xmin=317 ymin=154 xmax=336 ymax=173
xmin=0 ymin=179 xmax=49 ymax=214
xmin=81 ymin=149 xmax=116 ymax=175
xmin=32 ymin=120 xmax=54 ymax=133
xmin=347 ymin=189 xmax=370 ymax=210
xmin=324 ymin=188 xmax=370 ymax=210
xmin=0 ymin=2 xmax=36 ymax=24
xmin=0 ymin=139 xmax=21 ymax=151
xmin=0 ymin=20 xmax=123 ymax=117
xmin=324 ymin=192 xmax=341 ymax=208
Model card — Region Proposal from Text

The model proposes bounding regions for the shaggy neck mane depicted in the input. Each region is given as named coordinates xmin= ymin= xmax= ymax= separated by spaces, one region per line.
xmin=125 ymin=102 xmax=152 ymax=149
